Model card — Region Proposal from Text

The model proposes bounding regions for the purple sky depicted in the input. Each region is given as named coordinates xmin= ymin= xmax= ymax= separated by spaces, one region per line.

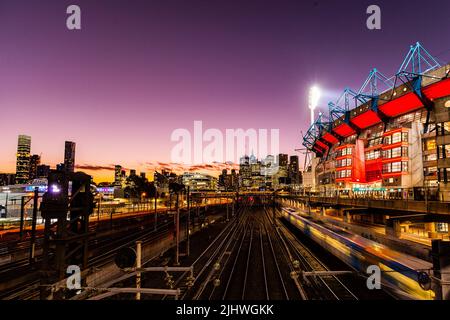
xmin=0 ymin=0 xmax=449 ymax=181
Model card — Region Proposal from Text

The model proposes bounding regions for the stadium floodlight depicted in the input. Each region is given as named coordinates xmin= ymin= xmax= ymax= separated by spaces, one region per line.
xmin=308 ymin=86 xmax=321 ymax=125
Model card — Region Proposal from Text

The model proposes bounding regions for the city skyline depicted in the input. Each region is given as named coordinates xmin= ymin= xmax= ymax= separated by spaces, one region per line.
xmin=4 ymin=133 xmax=304 ymax=183
xmin=1 ymin=0 xmax=450 ymax=182
xmin=1 ymin=0 xmax=450 ymax=305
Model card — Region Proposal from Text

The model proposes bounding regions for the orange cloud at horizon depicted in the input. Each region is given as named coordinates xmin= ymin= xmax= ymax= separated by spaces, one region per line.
xmin=77 ymin=162 xmax=240 ymax=184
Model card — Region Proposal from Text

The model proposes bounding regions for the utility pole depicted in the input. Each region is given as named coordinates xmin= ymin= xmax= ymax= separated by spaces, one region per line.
xmin=226 ymin=199 xmax=229 ymax=221
xmin=20 ymin=196 xmax=25 ymax=240
xmin=186 ymin=187 xmax=190 ymax=257
xmin=154 ymin=187 xmax=158 ymax=231
xmin=4 ymin=190 xmax=9 ymax=217
xmin=29 ymin=187 xmax=38 ymax=264
xmin=97 ymin=195 xmax=101 ymax=223
xmin=175 ymin=192 xmax=180 ymax=266
xmin=272 ymin=191 xmax=276 ymax=224
xmin=136 ymin=241 xmax=142 ymax=300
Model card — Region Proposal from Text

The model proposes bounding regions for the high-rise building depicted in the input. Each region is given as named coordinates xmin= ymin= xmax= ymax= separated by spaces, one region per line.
xmin=0 ymin=174 xmax=16 ymax=186
xmin=182 ymin=172 xmax=217 ymax=192
xmin=218 ymin=169 xmax=227 ymax=190
xmin=289 ymin=155 xmax=300 ymax=184
xmin=56 ymin=163 xmax=65 ymax=172
xmin=140 ymin=172 xmax=146 ymax=180
xmin=15 ymin=135 xmax=31 ymax=184
xmin=114 ymin=165 xmax=122 ymax=187
xmin=36 ymin=164 xmax=50 ymax=178
xmin=239 ymin=156 xmax=251 ymax=189
xmin=64 ymin=141 xmax=76 ymax=173
xmin=29 ymin=154 xmax=41 ymax=180
xmin=277 ymin=154 xmax=288 ymax=167
xmin=273 ymin=153 xmax=289 ymax=188
xmin=129 ymin=169 xmax=136 ymax=176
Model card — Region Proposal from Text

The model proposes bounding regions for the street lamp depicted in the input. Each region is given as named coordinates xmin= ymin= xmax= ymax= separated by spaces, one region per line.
xmin=2 ymin=187 xmax=11 ymax=218
xmin=308 ymin=86 xmax=321 ymax=126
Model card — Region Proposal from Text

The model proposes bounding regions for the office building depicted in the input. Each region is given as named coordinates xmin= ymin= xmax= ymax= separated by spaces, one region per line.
xmin=36 ymin=165 xmax=50 ymax=179
xmin=29 ymin=154 xmax=41 ymax=180
xmin=15 ymin=135 xmax=31 ymax=184
xmin=64 ymin=141 xmax=76 ymax=173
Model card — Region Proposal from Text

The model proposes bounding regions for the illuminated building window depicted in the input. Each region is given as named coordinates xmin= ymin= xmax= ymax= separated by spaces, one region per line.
xmin=438 ymin=145 xmax=450 ymax=159
xmin=368 ymin=137 xmax=383 ymax=147
xmin=383 ymin=147 xmax=408 ymax=159
xmin=437 ymin=223 xmax=448 ymax=233
xmin=424 ymin=167 xmax=437 ymax=176
xmin=392 ymin=162 xmax=401 ymax=172
xmin=445 ymin=100 xmax=450 ymax=108
xmin=365 ymin=150 xmax=380 ymax=160
xmin=339 ymin=158 xmax=352 ymax=166
xmin=391 ymin=147 xmax=401 ymax=158
xmin=402 ymin=161 xmax=408 ymax=172
xmin=382 ymin=161 xmax=408 ymax=173
xmin=392 ymin=132 xmax=402 ymax=143
xmin=438 ymin=168 xmax=450 ymax=183
xmin=426 ymin=154 xmax=437 ymax=161
xmin=426 ymin=139 xmax=437 ymax=151
xmin=437 ymin=122 xmax=450 ymax=136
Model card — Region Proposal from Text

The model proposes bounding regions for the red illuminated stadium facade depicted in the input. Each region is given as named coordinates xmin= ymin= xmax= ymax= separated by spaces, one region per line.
xmin=303 ymin=43 xmax=450 ymax=201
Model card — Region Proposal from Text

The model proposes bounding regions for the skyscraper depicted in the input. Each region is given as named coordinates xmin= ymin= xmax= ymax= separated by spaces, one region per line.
xmin=15 ymin=135 xmax=31 ymax=184
xmin=114 ymin=165 xmax=122 ymax=187
xmin=64 ymin=141 xmax=76 ymax=173
xmin=29 ymin=154 xmax=41 ymax=180
xmin=289 ymin=155 xmax=300 ymax=184
xmin=37 ymin=164 xmax=50 ymax=178
xmin=277 ymin=154 xmax=288 ymax=167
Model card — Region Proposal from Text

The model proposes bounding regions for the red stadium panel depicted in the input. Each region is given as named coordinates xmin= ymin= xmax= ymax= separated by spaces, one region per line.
xmin=381 ymin=172 xmax=404 ymax=178
xmin=315 ymin=140 xmax=328 ymax=150
xmin=352 ymin=139 xmax=366 ymax=183
xmin=321 ymin=132 xmax=339 ymax=144
xmin=423 ymin=78 xmax=450 ymax=100
xmin=313 ymin=146 xmax=324 ymax=154
xmin=350 ymin=110 xmax=381 ymax=129
xmin=378 ymin=92 xmax=423 ymax=117
xmin=332 ymin=123 xmax=355 ymax=138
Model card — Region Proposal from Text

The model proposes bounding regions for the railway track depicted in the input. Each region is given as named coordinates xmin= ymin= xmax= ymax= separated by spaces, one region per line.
xmin=0 ymin=212 xmax=178 ymax=300
xmin=268 ymin=207 xmax=358 ymax=300
xmin=183 ymin=203 xmax=303 ymax=301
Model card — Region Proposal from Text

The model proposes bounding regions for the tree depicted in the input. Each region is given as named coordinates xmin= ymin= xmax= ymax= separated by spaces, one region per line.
xmin=124 ymin=175 xmax=156 ymax=200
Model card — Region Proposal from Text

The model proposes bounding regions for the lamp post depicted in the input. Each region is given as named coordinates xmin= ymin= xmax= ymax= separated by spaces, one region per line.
xmin=2 ymin=188 xmax=11 ymax=218
xmin=308 ymin=86 xmax=321 ymax=126
xmin=154 ymin=187 xmax=158 ymax=231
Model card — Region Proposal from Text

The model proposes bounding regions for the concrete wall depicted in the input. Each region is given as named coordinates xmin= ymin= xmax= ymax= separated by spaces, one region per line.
xmin=411 ymin=121 xmax=424 ymax=187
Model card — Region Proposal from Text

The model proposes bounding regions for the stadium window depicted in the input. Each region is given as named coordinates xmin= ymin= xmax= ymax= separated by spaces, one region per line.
xmin=392 ymin=132 xmax=402 ymax=143
xmin=402 ymin=132 xmax=408 ymax=142
xmin=426 ymin=139 xmax=436 ymax=151
xmin=402 ymin=161 xmax=408 ymax=172
xmin=391 ymin=147 xmax=401 ymax=158
xmin=391 ymin=162 xmax=401 ymax=172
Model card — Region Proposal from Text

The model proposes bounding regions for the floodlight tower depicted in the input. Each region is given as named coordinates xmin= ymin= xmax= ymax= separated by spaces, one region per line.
xmin=308 ymin=86 xmax=321 ymax=126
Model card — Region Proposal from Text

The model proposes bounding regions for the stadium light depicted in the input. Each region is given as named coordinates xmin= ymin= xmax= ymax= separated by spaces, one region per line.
xmin=309 ymin=86 xmax=321 ymax=125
